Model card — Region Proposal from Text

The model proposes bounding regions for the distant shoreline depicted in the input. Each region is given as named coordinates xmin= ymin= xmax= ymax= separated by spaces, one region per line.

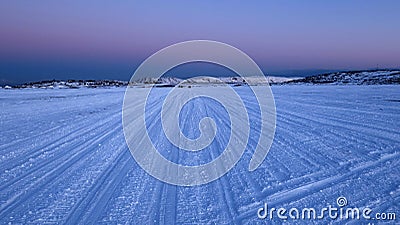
xmin=2 ymin=69 xmax=399 ymax=89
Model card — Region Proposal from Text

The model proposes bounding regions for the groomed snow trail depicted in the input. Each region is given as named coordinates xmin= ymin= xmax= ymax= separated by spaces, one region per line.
xmin=0 ymin=86 xmax=399 ymax=224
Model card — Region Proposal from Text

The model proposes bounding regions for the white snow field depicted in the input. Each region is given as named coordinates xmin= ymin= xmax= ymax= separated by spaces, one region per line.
xmin=0 ymin=85 xmax=399 ymax=224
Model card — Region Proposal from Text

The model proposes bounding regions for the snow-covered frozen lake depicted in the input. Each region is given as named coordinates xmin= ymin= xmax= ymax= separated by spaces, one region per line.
xmin=0 ymin=85 xmax=399 ymax=224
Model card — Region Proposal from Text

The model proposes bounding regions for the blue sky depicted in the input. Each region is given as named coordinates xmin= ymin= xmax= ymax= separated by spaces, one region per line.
xmin=1 ymin=1 xmax=399 ymax=84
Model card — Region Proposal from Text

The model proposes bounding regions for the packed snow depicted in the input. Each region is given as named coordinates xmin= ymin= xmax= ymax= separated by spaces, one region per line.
xmin=0 ymin=85 xmax=399 ymax=224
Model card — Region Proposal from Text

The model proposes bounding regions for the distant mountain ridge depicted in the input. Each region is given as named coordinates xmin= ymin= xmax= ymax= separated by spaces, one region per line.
xmin=284 ymin=69 xmax=400 ymax=85
xmin=2 ymin=76 xmax=297 ymax=89
xmin=2 ymin=70 xmax=399 ymax=89
xmin=130 ymin=76 xmax=298 ymax=87
xmin=4 ymin=79 xmax=128 ymax=89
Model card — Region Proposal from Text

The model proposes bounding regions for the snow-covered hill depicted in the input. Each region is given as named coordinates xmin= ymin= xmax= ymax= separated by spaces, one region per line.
xmin=130 ymin=76 xmax=299 ymax=87
xmin=9 ymin=80 xmax=128 ymax=89
xmin=4 ymin=70 xmax=399 ymax=89
xmin=2 ymin=76 xmax=297 ymax=89
xmin=285 ymin=70 xmax=400 ymax=85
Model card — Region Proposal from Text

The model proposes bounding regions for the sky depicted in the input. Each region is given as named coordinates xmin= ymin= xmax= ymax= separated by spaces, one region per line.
xmin=1 ymin=0 xmax=400 ymax=84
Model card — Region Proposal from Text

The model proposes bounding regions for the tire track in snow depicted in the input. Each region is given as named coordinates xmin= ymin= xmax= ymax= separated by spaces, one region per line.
xmin=0 ymin=124 xmax=122 ymax=218
xmin=0 ymin=125 xmax=62 ymax=150
xmin=202 ymin=99 xmax=239 ymax=224
xmin=0 ymin=117 xmax=122 ymax=193
xmin=64 ymin=144 xmax=132 ymax=225
xmin=236 ymin=151 xmax=400 ymax=222
xmin=0 ymin=111 xmax=121 ymax=174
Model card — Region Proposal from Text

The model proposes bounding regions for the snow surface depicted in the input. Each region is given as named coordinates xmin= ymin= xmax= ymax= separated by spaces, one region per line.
xmin=0 ymin=86 xmax=399 ymax=224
